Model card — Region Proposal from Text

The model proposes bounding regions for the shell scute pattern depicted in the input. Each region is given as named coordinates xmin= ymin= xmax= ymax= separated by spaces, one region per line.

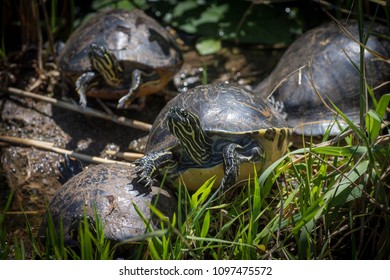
xmin=255 ymin=20 xmax=390 ymax=136
xmin=39 ymin=164 xmax=177 ymax=245
xmin=58 ymin=9 xmax=183 ymax=107
xmin=138 ymin=83 xmax=290 ymax=191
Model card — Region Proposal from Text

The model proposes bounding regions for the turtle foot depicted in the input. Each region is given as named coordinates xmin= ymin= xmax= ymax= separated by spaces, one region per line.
xmin=134 ymin=158 xmax=156 ymax=188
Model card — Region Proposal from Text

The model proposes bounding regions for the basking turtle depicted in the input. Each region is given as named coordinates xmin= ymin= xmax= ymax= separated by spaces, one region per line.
xmin=58 ymin=9 xmax=183 ymax=108
xmin=39 ymin=163 xmax=177 ymax=246
xmin=135 ymin=83 xmax=290 ymax=192
xmin=255 ymin=20 xmax=390 ymax=137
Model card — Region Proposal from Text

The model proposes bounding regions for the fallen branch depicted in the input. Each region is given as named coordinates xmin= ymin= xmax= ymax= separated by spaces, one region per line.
xmin=0 ymin=135 xmax=134 ymax=166
xmin=5 ymin=210 xmax=46 ymax=215
xmin=3 ymin=87 xmax=152 ymax=132
xmin=104 ymin=150 xmax=143 ymax=161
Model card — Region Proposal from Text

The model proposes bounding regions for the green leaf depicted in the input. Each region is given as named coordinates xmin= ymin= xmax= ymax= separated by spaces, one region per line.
xmin=258 ymin=151 xmax=291 ymax=186
xmin=172 ymin=1 xmax=199 ymax=18
xmin=190 ymin=176 xmax=215 ymax=208
xmin=328 ymin=99 xmax=368 ymax=144
xmin=291 ymin=197 xmax=324 ymax=235
xmin=251 ymin=167 xmax=261 ymax=233
xmin=200 ymin=210 xmax=210 ymax=249
xmin=165 ymin=1 xmax=301 ymax=44
xmin=92 ymin=0 xmax=137 ymax=11
xmin=150 ymin=204 xmax=170 ymax=223
xmin=147 ymin=238 xmax=161 ymax=260
xmin=366 ymin=109 xmax=382 ymax=142
xmin=366 ymin=93 xmax=390 ymax=142
xmin=195 ymin=37 xmax=222 ymax=55
xmin=324 ymin=160 xmax=368 ymax=208
xmin=375 ymin=93 xmax=390 ymax=117
xmin=292 ymin=160 xmax=368 ymax=235
xmin=312 ymin=145 xmax=367 ymax=157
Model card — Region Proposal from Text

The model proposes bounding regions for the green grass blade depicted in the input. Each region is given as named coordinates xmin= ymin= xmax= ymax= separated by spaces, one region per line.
xmin=190 ymin=176 xmax=215 ymax=208
xmin=259 ymin=151 xmax=291 ymax=186
xmin=186 ymin=236 xmax=257 ymax=249
xmin=329 ymin=100 xmax=367 ymax=141
xmin=251 ymin=167 xmax=261 ymax=242
xmin=200 ymin=210 xmax=210 ymax=238
xmin=199 ymin=210 xmax=210 ymax=248
xmin=149 ymin=204 xmax=170 ymax=224
xmin=12 ymin=237 xmax=26 ymax=260
xmin=312 ymin=145 xmax=367 ymax=157
xmin=324 ymin=160 xmax=368 ymax=207
xmin=366 ymin=93 xmax=390 ymax=142
xmin=0 ymin=192 xmax=14 ymax=259
xmin=147 ymin=238 xmax=161 ymax=260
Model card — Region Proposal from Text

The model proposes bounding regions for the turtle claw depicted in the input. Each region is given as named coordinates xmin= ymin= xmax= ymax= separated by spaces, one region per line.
xmin=117 ymin=91 xmax=143 ymax=110
xmin=117 ymin=96 xmax=128 ymax=109
xmin=78 ymin=95 xmax=87 ymax=108
xmin=136 ymin=172 xmax=155 ymax=188
xmin=134 ymin=151 xmax=173 ymax=188
xmin=134 ymin=165 xmax=143 ymax=173
xmin=58 ymin=155 xmax=83 ymax=184
xmin=75 ymin=71 xmax=97 ymax=108
xmin=134 ymin=158 xmax=155 ymax=188
xmin=144 ymin=177 xmax=155 ymax=188
xmin=117 ymin=68 xmax=144 ymax=109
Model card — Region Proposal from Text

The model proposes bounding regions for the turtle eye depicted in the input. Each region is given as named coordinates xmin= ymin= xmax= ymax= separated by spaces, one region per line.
xmin=180 ymin=108 xmax=188 ymax=117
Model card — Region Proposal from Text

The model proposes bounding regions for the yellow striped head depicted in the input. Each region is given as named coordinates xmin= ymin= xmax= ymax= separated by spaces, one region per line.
xmin=89 ymin=44 xmax=123 ymax=87
xmin=166 ymin=107 xmax=212 ymax=165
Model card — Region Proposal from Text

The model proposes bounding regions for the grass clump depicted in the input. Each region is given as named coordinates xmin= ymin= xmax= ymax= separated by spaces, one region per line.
xmin=140 ymin=91 xmax=390 ymax=260
xmin=2 ymin=89 xmax=390 ymax=260
xmin=0 ymin=192 xmax=13 ymax=259
xmin=255 ymin=93 xmax=390 ymax=259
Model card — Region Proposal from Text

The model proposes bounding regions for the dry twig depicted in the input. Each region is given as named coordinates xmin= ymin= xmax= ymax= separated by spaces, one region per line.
xmin=3 ymin=87 xmax=152 ymax=131
xmin=104 ymin=150 xmax=143 ymax=161
xmin=0 ymin=135 xmax=134 ymax=166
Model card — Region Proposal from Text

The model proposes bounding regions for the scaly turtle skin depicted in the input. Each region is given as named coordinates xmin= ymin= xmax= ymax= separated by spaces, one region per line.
xmin=135 ymin=83 xmax=290 ymax=192
xmin=255 ymin=20 xmax=390 ymax=136
xmin=58 ymin=9 xmax=183 ymax=108
xmin=39 ymin=163 xmax=177 ymax=246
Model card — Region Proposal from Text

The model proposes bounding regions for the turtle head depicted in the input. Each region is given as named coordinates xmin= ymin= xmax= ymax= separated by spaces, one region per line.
xmin=89 ymin=44 xmax=123 ymax=87
xmin=166 ymin=107 xmax=212 ymax=165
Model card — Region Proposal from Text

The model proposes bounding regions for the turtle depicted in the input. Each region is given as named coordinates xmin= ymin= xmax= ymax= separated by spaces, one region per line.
xmin=134 ymin=83 xmax=291 ymax=192
xmin=255 ymin=20 xmax=390 ymax=138
xmin=58 ymin=9 xmax=183 ymax=109
xmin=39 ymin=163 xmax=177 ymax=247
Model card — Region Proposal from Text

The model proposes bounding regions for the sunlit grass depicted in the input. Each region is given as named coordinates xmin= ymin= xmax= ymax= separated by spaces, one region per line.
xmin=1 ymin=108 xmax=390 ymax=259
xmin=1 ymin=75 xmax=389 ymax=259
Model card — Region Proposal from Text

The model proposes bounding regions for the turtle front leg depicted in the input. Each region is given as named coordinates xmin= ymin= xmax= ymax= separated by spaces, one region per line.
xmin=58 ymin=155 xmax=83 ymax=184
xmin=220 ymin=142 xmax=264 ymax=190
xmin=135 ymin=150 xmax=176 ymax=188
xmin=75 ymin=71 xmax=98 ymax=107
xmin=117 ymin=69 xmax=143 ymax=109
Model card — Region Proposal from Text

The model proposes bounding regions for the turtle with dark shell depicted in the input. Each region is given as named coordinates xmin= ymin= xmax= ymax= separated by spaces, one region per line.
xmin=255 ymin=20 xmax=390 ymax=138
xmin=39 ymin=162 xmax=177 ymax=247
xmin=135 ymin=83 xmax=291 ymax=192
xmin=58 ymin=9 xmax=183 ymax=108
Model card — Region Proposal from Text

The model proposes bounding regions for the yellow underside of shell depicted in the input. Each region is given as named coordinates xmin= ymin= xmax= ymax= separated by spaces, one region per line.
xmin=174 ymin=128 xmax=290 ymax=192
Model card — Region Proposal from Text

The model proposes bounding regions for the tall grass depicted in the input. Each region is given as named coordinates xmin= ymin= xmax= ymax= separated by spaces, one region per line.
xmin=1 ymin=123 xmax=390 ymax=259
xmin=0 ymin=192 xmax=13 ymax=259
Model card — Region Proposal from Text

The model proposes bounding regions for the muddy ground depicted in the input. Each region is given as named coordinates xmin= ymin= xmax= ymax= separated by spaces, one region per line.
xmin=0 ymin=45 xmax=281 ymax=258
